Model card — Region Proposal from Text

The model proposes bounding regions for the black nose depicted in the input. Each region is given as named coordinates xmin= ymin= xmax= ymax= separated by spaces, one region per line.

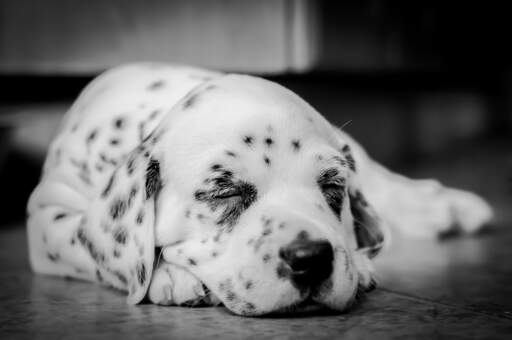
xmin=279 ymin=239 xmax=334 ymax=287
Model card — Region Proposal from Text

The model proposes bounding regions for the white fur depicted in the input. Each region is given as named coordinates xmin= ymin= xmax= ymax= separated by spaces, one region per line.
xmin=27 ymin=63 xmax=493 ymax=316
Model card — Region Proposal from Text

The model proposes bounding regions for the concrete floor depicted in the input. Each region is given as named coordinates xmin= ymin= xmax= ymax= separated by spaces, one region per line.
xmin=0 ymin=139 xmax=511 ymax=339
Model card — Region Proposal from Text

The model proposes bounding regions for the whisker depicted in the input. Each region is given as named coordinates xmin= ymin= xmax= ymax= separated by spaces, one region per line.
xmin=338 ymin=120 xmax=353 ymax=130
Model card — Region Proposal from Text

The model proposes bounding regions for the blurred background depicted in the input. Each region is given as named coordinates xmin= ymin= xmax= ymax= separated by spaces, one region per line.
xmin=0 ymin=0 xmax=511 ymax=226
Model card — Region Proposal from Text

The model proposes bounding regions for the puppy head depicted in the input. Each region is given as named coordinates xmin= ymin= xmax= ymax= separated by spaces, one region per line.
xmin=142 ymin=75 xmax=385 ymax=315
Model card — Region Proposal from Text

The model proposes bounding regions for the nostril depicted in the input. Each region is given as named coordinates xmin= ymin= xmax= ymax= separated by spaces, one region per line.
xmin=279 ymin=239 xmax=334 ymax=286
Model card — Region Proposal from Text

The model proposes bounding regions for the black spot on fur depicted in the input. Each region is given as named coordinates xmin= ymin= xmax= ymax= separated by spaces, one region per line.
xmin=264 ymin=137 xmax=273 ymax=147
xmin=86 ymin=129 xmax=98 ymax=144
xmin=188 ymin=258 xmax=197 ymax=266
xmin=54 ymin=212 xmax=67 ymax=221
xmin=145 ymin=158 xmax=162 ymax=200
xmin=110 ymin=198 xmax=127 ymax=220
xmin=127 ymin=155 xmax=136 ymax=175
xmin=245 ymin=281 xmax=253 ymax=290
xmin=204 ymin=84 xmax=217 ymax=91
xmin=243 ymin=302 xmax=256 ymax=313
xmin=113 ymin=270 xmax=128 ymax=285
xmin=128 ymin=185 xmax=138 ymax=206
xmin=99 ymin=153 xmax=117 ymax=166
xmin=113 ymin=117 xmax=126 ymax=129
xmin=136 ymin=210 xmax=145 ymax=224
xmin=226 ymin=290 xmax=237 ymax=302
xmin=211 ymin=251 xmax=218 ymax=257
xmin=263 ymin=156 xmax=271 ymax=166
xmin=110 ymin=138 xmax=120 ymax=146
xmin=148 ymin=110 xmax=160 ymax=120
xmin=262 ymin=254 xmax=271 ymax=263
xmin=102 ymin=173 xmax=115 ymax=198
xmin=225 ymin=150 xmax=237 ymax=157
xmin=261 ymin=216 xmax=273 ymax=226
xmin=183 ymin=93 xmax=200 ymax=109
xmin=112 ymin=226 xmax=128 ymax=244
xmin=292 ymin=139 xmax=301 ymax=151
xmin=47 ymin=252 xmax=60 ymax=262
xmin=211 ymin=164 xmax=222 ymax=171
xmin=147 ymin=80 xmax=165 ymax=91
xmin=95 ymin=269 xmax=105 ymax=283
xmin=243 ymin=135 xmax=253 ymax=146
xmin=341 ymin=145 xmax=356 ymax=172
xmin=136 ymin=262 xmax=146 ymax=285
xmin=138 ymin=122 xmax=146 ymax=142
xmin=113 ymin=249 xmax=121 ymax=258
xmin=77 ymin=228 xmax=106 ymax=264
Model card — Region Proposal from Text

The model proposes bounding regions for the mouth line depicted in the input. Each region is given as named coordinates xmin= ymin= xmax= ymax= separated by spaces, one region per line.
xmin=262 ymin=291 xmax=340 ymax=317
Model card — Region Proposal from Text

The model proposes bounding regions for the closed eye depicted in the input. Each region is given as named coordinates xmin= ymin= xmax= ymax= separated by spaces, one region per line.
xmin=317 ymin=168 xmax=346 ymax=218
xmin=211 ymin=188 xmax=242 ymax=199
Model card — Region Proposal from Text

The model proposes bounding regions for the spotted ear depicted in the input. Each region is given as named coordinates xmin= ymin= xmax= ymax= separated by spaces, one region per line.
xmin=79 ymin=145 xmax=162 ymax=304
xmin=348 ymin=188 xmax=385 ymax=258
xmin=339 ymin=142 xmax=385 ymax=258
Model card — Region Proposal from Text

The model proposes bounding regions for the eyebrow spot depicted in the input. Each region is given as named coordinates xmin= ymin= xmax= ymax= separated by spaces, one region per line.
xmin=183 ymin=93 xmax=200 ymax=109
xmin=54 ymin=212 xmax=68 ymax=221
xmin=264 ymin=137 xmax=273 ymax=147
xmin=341 ymin=145 xmax=357 ymax=172
xmin=86 ymin=129 xmax=98 ymax=144
xmin=243 ymin=135 xmax=254 ymax=146
xmin=291 ymin=139 xmax=301 ymax=151
xmin=113 ymin=117 xmax=125 ymax=129
xmin=225 ymin=150 xmax=237 ymax=157
xmin=147 ymin=80 xmax=165 ymax=91
xmin=263 ymin=156 xmax=271 ymax=166
xmin=148 ymin=110 xmax=160 ymax=120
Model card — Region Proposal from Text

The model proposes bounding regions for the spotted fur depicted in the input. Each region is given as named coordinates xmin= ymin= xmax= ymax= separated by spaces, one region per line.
xmin=27 ymin=63 xmax=493 ymax=317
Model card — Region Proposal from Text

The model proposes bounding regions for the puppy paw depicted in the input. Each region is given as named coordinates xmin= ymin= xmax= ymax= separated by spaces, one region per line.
xmin=444 ymin=188 xmax=494 ymax=234
xmin=148 ymin=262 xmax=220 ymax=306
xmin=392 ymin=187 xmax=494 ymax=239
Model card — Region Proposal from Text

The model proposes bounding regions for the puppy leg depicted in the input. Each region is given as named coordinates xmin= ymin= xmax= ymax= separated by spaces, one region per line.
xmin=337 ymin=130 xmax=493 ymax=238
xmin=367 ymin=171 xmax=493 ymax=238
xmin=27 ymin=181 xmax=97 ymax=281
xmin=148 ymin=261 xmax=221 ymax=306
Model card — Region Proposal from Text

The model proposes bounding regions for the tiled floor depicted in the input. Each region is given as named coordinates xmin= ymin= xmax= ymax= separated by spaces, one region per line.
xmin=1 ymin=139 xmax=511 ymax=339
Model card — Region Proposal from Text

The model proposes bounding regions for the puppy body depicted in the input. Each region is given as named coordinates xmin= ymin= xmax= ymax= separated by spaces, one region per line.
xmin=27 ymin=63 xmax=493 ymax=315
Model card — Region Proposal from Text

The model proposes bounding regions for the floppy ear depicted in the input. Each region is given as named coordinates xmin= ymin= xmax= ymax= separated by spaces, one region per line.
xmin=78 ymin=142 xmax=162 ymax=304
xmin=340 ymin=143 xmax=386 ymax=258
xmin=348 ymin=188 xmax=385 ymax=258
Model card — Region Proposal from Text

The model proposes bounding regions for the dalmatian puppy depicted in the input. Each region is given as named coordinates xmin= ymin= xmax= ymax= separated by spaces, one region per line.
xmin=27 ymin=63 xmax=493 ymax=316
